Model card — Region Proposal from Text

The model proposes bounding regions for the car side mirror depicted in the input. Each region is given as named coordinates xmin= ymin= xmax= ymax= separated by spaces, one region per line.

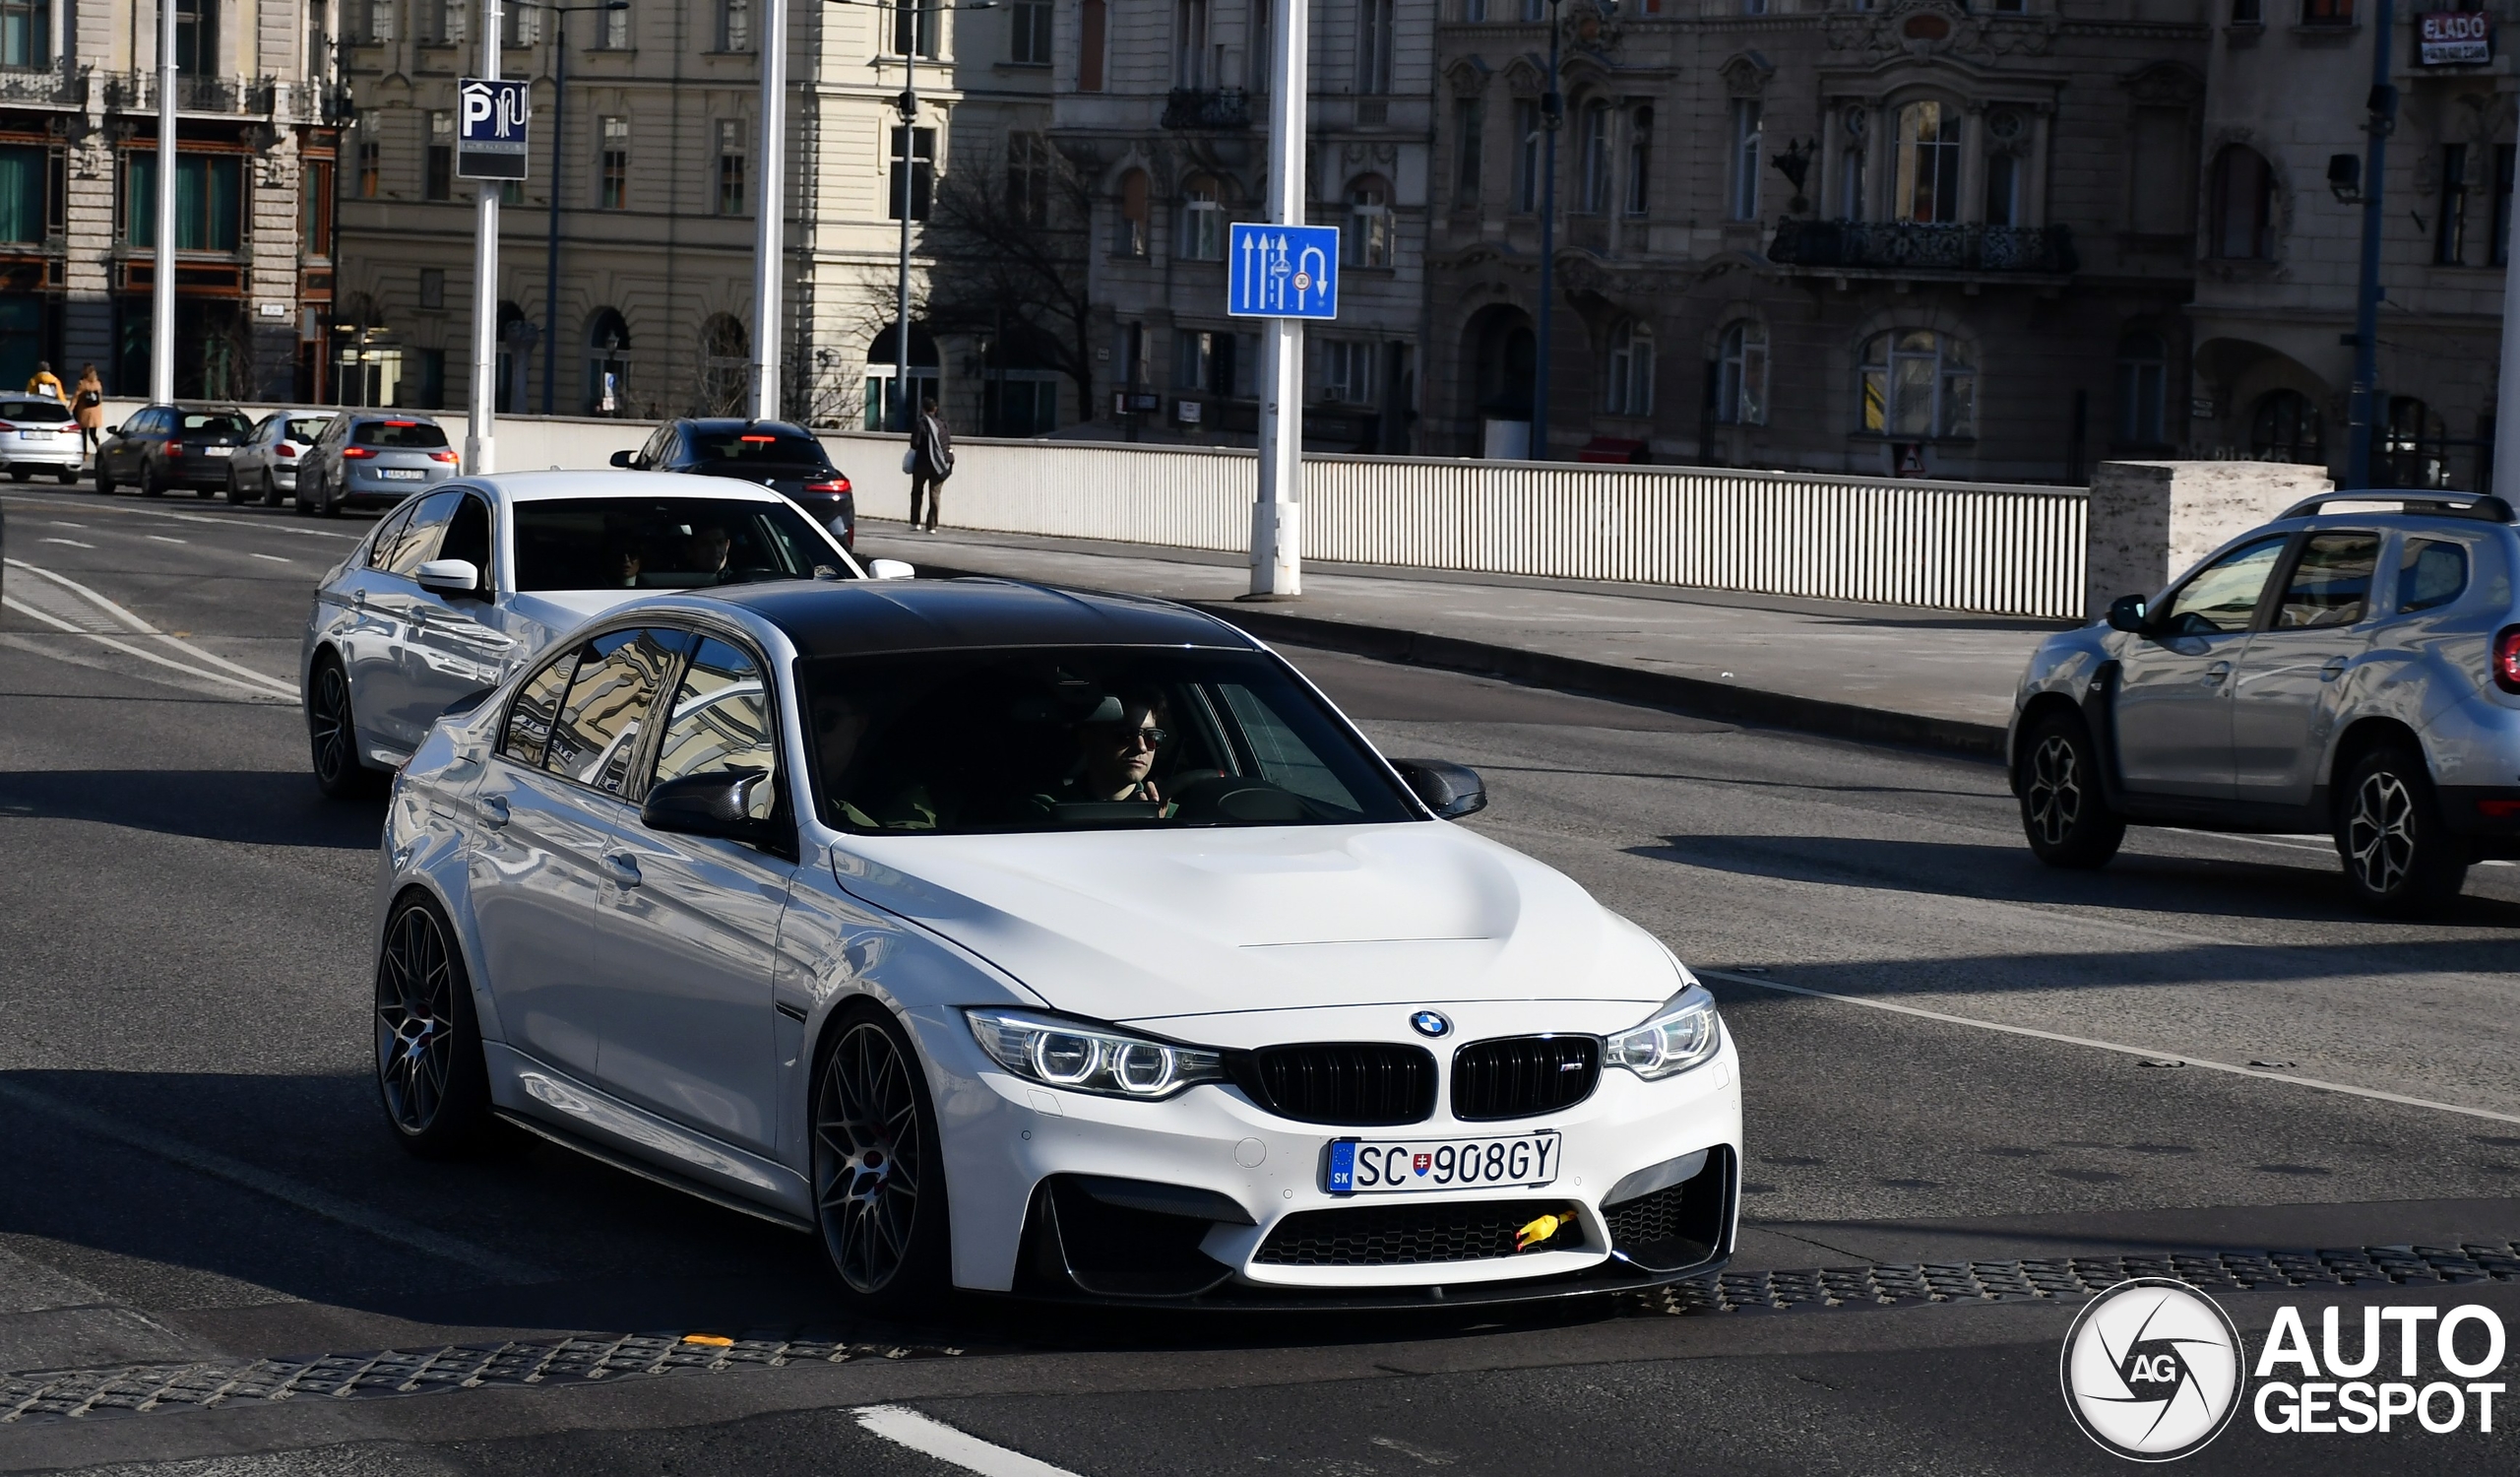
xmin=608 ymin=449 xmax=638 ymax=469
xmin=866 ymin=557 xmax=915 ymax=581
xmin=103 ymin=424 xmax=119 ymax=435
xmin=1390 ymin=757 xmax=1486 ymax=819
xmin=415 ymin=558 xmax=483 ymax=598
xmin=642 ymin=769 xmax=778 ymax=844
xmin=2105 ymin=594 xmax=2149 ymax=633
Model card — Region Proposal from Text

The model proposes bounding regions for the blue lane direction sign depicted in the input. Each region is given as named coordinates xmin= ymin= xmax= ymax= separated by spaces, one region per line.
xmin=1228 ymin=223 xmax=1339 ymax=319
xmin=458 ymin=78 xmax=531 ymax=180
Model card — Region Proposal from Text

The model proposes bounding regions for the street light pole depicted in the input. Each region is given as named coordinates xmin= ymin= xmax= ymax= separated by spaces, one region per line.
xmin=466 ymin=0 xmax=504 ymax=474
xmin=752 ymin=0 xmax=788 ymax=418
xmin=894 ymin=22 xmax=915 ymax=433
xmin=1531 ymin=0 xmax=1560 ymax=462
xmin=1248 ymin=0 xmax=1306 ymax=597
xmin=2346 ymin=0 xmax=2396 ymax=489
xmin=152 ymin=0 xmax=176 ymax=402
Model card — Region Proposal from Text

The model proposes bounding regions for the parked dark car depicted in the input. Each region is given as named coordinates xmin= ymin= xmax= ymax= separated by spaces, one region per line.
xmin=612 ymin=418 xmax=856 ymax=547
xmin=94 ymin=404 xmax=256 ymax=498
xmin=297 ymin=414 xmax=459 ymax=516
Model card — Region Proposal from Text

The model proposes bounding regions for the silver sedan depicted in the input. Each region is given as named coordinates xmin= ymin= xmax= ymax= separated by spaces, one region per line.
xmin=225 ymin=412 xmax=334 ymax=506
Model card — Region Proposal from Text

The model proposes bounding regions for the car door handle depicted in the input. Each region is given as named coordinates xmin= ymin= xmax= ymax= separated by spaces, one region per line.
xmin=2203 ymin=661 xmax=2231 ymax=686
xmin=2320 ymin=657 xmax=2348 ymax=682
xmin=479 ymin=795 xmax=510 ymax=828
xmin=600 ymin=852 xmax=643 ymax=888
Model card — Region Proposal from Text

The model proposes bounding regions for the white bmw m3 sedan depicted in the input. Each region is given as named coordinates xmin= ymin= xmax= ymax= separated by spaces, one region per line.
xmin=375 ymin=578 xmax=1741 ymax=1310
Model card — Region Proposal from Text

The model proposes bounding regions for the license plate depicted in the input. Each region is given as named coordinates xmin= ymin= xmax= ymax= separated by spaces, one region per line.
xmin=204 ymin=445 xmax=233 ymax=457
xmin=20 ymin=428 xmax=53 ymax=439
xmin=1326 ymin=1131 xmax=1561 ymax=1196
xmin=379 ymin=468 xmax=425 ymax=480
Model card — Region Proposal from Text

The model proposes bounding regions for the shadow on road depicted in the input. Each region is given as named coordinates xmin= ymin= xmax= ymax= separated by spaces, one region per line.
xmin=0 ymin=769 xmax=382 ymax=850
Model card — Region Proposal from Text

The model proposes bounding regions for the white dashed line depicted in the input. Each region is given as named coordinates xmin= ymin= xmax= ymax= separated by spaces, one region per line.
xmin=37 ymin=537 xmax=94 ymax=548
xmin=145 ymin=534 xmax=188 ymax=544
xmin=45 ymin=519 xmax=85 ymax=528
xmin=854 ymin=1407 xmax=1085 ymax=1477
xmin=250 ymin=552 xmax=290 ymax=562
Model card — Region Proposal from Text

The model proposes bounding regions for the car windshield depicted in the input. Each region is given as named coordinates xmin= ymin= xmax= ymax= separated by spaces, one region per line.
xmin=685 ymin=427 xmax=830 ymax=469
xmin=512 ymin=496 xmax=850 ymax=592
xmin=180 ymin=413 xmax=253 ymax=435
xmin=286 ymin=417 xmax=331 ymax=442
xmin=354 ymin=419 xmax=449 ymax=448
xmin=0 ymin=400 xmax=72 ymax=420
xmin=799 ymin=648 xmax=1418 ymax=835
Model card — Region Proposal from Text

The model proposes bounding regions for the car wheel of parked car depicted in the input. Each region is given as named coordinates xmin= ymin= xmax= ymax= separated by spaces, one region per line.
xmin=318 ymin=476 xmax=344 ymax=517
xmin=2336 ymin=744 xmax=2467 ymax=917
xmin=263 ymin=472 xmax=284 ymax=507
xmin=224 ymin=469 xmax=248 ymax=503
xmin=2019 ymin=713 xmax=2125 ymax=869
xmin=56 ymin=469 xmax=76 ymax=484
xmin=308 ymin=655 xmax=383 ymax=799
xmin=812 ymin=1004 xmax=952 ymax=1309
xmin=374 ymin=892 xmax=497 ymax=1158
xmin=8 ymin=469 xmax=29 ymax=482
xmin=141 ymin=465 xmax=164 ymax=497
xmin=94 ymin=465 xmax=115 ymax=495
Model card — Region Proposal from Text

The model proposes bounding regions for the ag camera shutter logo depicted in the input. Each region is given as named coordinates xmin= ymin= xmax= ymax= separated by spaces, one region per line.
xmin=2060 ymin=1278 xmax=2244 ymax=1461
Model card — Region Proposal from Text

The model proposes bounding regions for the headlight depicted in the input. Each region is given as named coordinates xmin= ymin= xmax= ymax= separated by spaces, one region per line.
xmin=1605 ymin=986 xmax=1722 ymax=1080
xmin=963 ymin=1007 xmax=1226 ymax=1101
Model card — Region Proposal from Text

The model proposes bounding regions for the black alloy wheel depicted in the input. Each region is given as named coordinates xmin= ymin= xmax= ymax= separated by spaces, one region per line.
xmin=309 ymin=656 xmax=383 ymax=798
xmin=2018 ymin=713 xmax=2126 ymax=868
xmin=141 ymin=461 xmax=164 ymax=496
xmin=374 ymin=894 xmax=495 ymax=1157
xmin=811 ymin=1006 xmax=951 ymax=1309
xmin=2336 ymin=745 xmax=2467 ymax=917
xmin=94 ymin=463 xmax=115 ymax=495
xmin=225 ymin=468 xmax=249 ymax=503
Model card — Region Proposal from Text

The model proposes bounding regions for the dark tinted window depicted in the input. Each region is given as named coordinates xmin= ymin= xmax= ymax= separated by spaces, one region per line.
xmin=178 ymin=412 xmax=253 ymax=435
xmin=353 ymin=418 xmax=451 ymax=448
xmin=383 ymin=491 xmax=463 ymax=577
xmin=2399 ymin=538 xmax=2470 ymax=613
xmin=512 ymin=496 xmax=848 ymax=592
xmin=544 ymin=628 xmax=688 ymax=794
xmin=651 ymin=638 xmax=779 ymax=821
xmin=799 ymin=647 xmax=1418 ymax=835
xmin=439 ymin=494 xmax=492 ymax=578
xmin=2273 ymin=532 xmax=2379 ymax=630
xmin=0 ymin=399 xmax=73 ymax=421
xmin=683 ymin=427 xmax=832 ymax=467
xmin=2160 ymin=537 xmax=2286 ymax=636
xmin=365 ymin=501 xmax=421 ymax=570
xmin=501 ymin=650 xmax=580 ymax=768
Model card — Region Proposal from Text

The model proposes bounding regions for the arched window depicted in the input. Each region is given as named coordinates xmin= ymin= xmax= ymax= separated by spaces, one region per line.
xmin=495 ymin=300 xmax=531 ymax=414
xmin=1115 ymin=167 xmax=1149 ymax=256
xmin=1625 ymin=106 xmax=1652 ymax=216
xmin=1716 ymin=320 xmax=1766 ymax=425
xmin=698 ymin=314 xmax=749 ymax=416
xmin=862 ymin=322 xmax=940 ymax=431
xmin=1894 ymin=100 xmax=1960 ymax=224
xmin=1859 ymin=329 xmax=1974 ymax=437
xmin=2208 ymin=146 xmax=2274 ymax=259
xmin=2249 ymin=389 xmax=2323 ymax=465
xmin=1580 ymin=99 xmax=1612 ymax=214
xmin=1177 ymin=173 xmax=1224 ymax=261
xmin=2379 ymin=396 xmax=2448 ymax=488
xmin=2115 ymin=330 xmax=2167 ymax=445
xmin=585 ymin=308 xmax=631 ymax=417
xmin=1604 ymin=320 xmax=1654 ymax=417
xmin=1346 ymin=174 xmax=1392 ymax=266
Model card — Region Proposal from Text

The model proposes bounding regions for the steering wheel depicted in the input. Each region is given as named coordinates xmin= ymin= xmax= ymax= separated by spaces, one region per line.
xmin=1170 ymin=773 xmax=1310 ymax=825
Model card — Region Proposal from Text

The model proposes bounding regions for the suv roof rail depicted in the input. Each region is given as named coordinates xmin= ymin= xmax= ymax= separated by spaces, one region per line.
xmin=2278 ymin=490 xmax=2519 ymax=524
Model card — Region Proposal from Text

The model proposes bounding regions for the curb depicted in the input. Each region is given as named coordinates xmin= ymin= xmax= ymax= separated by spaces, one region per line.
xmin=908 ymin=561 xmax=2011 ymax=761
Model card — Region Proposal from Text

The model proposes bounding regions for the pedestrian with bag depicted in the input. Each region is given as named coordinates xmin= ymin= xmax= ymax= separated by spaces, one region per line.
xmin=25 ymin=360 xmax=65 ymax=405
xmin=71 ymin=365 xmax=104 ymax=457
xmin=908 ymin=397 xmax=953 ymax=533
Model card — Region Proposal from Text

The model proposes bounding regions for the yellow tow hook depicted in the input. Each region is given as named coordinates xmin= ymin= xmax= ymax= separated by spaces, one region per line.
xmin=1514 ymin=1210 xmax=1576 ymax=1252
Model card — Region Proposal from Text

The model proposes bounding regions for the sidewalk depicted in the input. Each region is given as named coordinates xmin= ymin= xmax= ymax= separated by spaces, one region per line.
xmin=856 ymin=522 xmax=2070 ymax=758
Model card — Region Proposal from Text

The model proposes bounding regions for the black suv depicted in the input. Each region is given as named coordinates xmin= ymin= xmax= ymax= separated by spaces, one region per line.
xmin=94 ymin=404 xmax=255 ymax=497
xmin=612 ymin=418 xmax=856 ymax=548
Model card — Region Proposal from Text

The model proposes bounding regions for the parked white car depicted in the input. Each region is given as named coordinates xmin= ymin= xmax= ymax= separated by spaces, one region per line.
xmin=0 ymin=395 xmax=83 ymax=483
xmin=300 ymin=469 xmax=908 ymax=798
xmin=372 ymin=580 xmax=1742 ymax=1310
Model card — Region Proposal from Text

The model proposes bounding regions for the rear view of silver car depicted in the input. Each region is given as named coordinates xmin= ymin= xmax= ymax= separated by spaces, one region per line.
xmin=2009 ymin=491 xmax=2520 ymax=915
xmin=227 ymin=412 xmax=333 ymax=505
xmin=297 ymin=415 xmax=457 ymax=516
xmin=0 ymin=396 xmax=85 ymax=483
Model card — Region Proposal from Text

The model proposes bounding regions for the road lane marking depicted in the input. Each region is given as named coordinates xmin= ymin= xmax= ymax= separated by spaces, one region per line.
xmin=0 ymin=1078 xmax=552 ymax=1285
xmin=1699 ymin=967 xmax=2520 ymax=1127
xmin=0 ymin=492 xmax=360 ymax=540
xmin=45 ymin=520 xmax=85 ymax=527
xmin=36 ymin=538 xmax=93 ymax=548
xmin=3 ymin=557 xmax=296 ymax=697
xmin=250 ymin=551 xmax=289 ymax=562
xmin=854 ymin=1407 xmax=1086 ymax=1477
xmin=2 ymin=596 xmax=292 ymax=699
xmin=144 ymin=535 xmax=187 ymax=545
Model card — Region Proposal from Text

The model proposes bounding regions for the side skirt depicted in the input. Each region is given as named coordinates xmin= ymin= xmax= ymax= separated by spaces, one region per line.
xmin=494 ymin=1110 xmax=816 ymax=1236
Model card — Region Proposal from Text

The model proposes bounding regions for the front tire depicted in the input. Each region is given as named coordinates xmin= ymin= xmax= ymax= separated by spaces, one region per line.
xmin=95 ymin=463 xmax=115 ymax=495
xmin=374 ymin=893 xmax=496 ymax=1158
xmin=263 ymin=471 xmax=284 ymax=507
xmin=2336 ymin=745 xmax=2467 ymax=917
xmin=224 ymin=469 xmax=248 ymax=503
xmin=2018 ymin=713 xmax=2125 ymax=868
xmin=812 ymin=1004 xmax=952 ymax=1312
xmin=308 ymin=655 xmax=383 ymax=799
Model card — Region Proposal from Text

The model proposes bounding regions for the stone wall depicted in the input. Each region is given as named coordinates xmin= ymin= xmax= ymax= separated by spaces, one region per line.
xmin=2084 ymin=460 xmax=2333 ymax=618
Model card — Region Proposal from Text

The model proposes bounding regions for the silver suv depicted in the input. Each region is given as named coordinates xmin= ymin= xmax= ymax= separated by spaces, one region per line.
xmin=2009 ymin=491 xmax=2520 ymax=915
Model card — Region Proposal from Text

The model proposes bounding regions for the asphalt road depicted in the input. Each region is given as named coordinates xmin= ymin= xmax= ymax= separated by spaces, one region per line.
xmin=2 ymin=484 xmax=2517 ymax=1474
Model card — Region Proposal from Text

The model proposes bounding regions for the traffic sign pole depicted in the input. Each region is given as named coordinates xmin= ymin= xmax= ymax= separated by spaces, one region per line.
xmin=466 ymin=2 xmax=504 ymax=476
xmin=1249 ymin=0 xmax=1307 ymax=600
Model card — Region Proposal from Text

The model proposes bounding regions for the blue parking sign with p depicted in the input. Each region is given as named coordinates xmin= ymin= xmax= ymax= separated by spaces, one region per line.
xmin=1228 ymin=223 xmax=1339 ymax=320
xmin=458 ymin=78 xmax=531 ymax=180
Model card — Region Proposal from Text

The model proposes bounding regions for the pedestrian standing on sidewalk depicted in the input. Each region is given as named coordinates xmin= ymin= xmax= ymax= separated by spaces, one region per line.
xmin=71 ymin=365 xmax=103 ymax=456
xmin=25 ymin=361 xmax=65 ymax=405
xmin=909 ymin=398 xmax=954 ymax=533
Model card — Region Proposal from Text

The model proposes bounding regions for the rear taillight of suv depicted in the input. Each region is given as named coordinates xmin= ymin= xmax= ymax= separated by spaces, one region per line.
xmin=429 ymin=450 xmax=459 ymax=463
xmin=342 ymin=446 xmax=374 ymax=459
xmin=805 ymin=478 xmax=850 ymax=495
xmin=2495 ymin=624 xmax=2520 ymax=695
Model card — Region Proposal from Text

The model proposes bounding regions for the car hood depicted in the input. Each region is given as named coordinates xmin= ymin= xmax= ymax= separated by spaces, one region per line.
xmin=829 ymin=822 xmax=1682 ymax=1024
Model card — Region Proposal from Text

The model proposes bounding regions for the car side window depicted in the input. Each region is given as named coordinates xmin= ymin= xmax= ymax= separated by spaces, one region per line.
xmin=2272 ymin=532 xmax=2379 ymax=630
xmin=650 ymin=637 xmax=779 ymax=820
xmin=2398 ymin=538 xmax=2469 ymax=613
xmin=544 ymin=627 xmax=688 ymax=795
xmin=384 ymin=490 xmax=463 ymax=578
xmin=439 ymin=494 xmax=493 ymax=584
xmin=500 ymin=649 xmax=581 ymax=768
xmin=2159 ymin=536 xmax=2288 ymax=637
xmin=365 ymin=502 xmax=420 ymax=570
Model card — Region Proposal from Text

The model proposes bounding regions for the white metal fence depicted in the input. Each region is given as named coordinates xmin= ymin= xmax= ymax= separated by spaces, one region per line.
xmin=830 ymin=433 xmax=2091 ymax=620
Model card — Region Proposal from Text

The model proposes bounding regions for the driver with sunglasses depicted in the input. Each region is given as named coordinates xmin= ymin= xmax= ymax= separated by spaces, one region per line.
xmin=1050 ymin=690 xmax=1171 ymax=806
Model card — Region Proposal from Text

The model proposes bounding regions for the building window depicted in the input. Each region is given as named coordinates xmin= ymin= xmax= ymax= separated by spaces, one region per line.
xmin=601 ymin=0 xmax=630 ymax=47
xmin=1247 ymin=0 xmax=1270 ymax=90
xmin=1079 ymin=0 xmax=1104 ymax=89
xmin=433 ymin=0 xmax=466 ymax=45
xmin=2115 ymin=330 xmax=2167 ymax=445
xmin=1010 ymin=0 xmax=1050 ymax=63
xmin=1578 ymin=99 xmax=1611 ymax=214
xmin=1603 ymin=320 xmax=1653 ymax=417
xmin=513 ymin=2 xmax=541 ymax=44
xmin=3 ymin=0 xmax=52 ymax=66
xmin=2300 ymin=0 xmax=2351 ymax=23
xmin=124 ymin=151 xmax=243 ymax=250
xmin=1520 ymin=0 xmax=1543 ymax=19
xmin=1991 ymin=0 xmax=2025 ymax=11
xmin=1715 ymin=320 xmax=1766 ymax=425
xmin=1859 ymin=330 xmax=1975 ymax=438
xmin=2249 ymin=389 xmax=2323 ymax=465
xmin=174 ymin=0 xmax=217 ymax=73
xmin=355 ymin=111 xmax=380 ymax=197
xmin=302 ymin=157 xmax=334 ymax=255
xmin=1007 ymin=130 xmax=1049 ymax=226
xmin=2379 ymin=397 xmax=2448 ymax=488
xmin=1453 ymin=97 xmax=1484 ymax=207
xmin=716 ymin=119 xmax=746 ymax=216
xmin=1357 ymin=0 xmax=1393 ymax=94
xmin=1893 ymin=100 xmax=1959 ymax=223
xmin=2436 ymin=144 xmax=2471 ymax=265
xmin=425 ymin=109 xmax=453 ymax=200
xmin=1513 ymin=98 xmax=1541 ymax=214
xmin=1174 ymin=328 xmax=1234 ymax=395
xmin=1625 ymin=105 xmax=1651 ymax=216
xmin=2231 ymin=0 xmax=2261 ymax=20
xmin=1178 ymin=172 xmax=1224 ymax=260
xmin=1320 ymin=340 xmax=1374 ymax=404
xmin=361 ymin=0 xmax=394 ymax=42
xmin=892 ymin=0 xmax=937 ymax=54
xmin=1173 ymin=0 xmax=1207 ymax=85
xmin=0 ymin=145 xmax=43 ymax=241
xmin=1728 ymin=98 xmax=1761 ymax=220
xmin=889 ymin=125 xmax=934 ymax=219
xmin=1346 ymin=175 xmax=1392 ymax=265
xmin=2207 ymin=146 xmax=2274 ymax=259
xmin=718 ymin=0 xmax=750 ymax=50
xmin=598 ymin=116 xmax=628 ymax=209
xmin=1984 ymin=153 xmax=2020 ymax=226
xmin=1116 ymin=166 xmax=1148 ymax=254
xmin=586 ymin=307 xmax=631 ymax=416
xmin=2496 ymin=145 xmax=2515 ymax=267
xmin=417 ymin=267 xmax=446 ymax=309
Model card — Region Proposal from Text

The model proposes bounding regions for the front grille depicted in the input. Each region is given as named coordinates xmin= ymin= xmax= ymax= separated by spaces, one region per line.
xmin=1451 ymin=1035 xmax=1600 ymax=1121
xmin=1231 ymin=1044 xmax=1435 ymax=1126
xmin=1255 ymin=1199 xmax=1586 ymax=1266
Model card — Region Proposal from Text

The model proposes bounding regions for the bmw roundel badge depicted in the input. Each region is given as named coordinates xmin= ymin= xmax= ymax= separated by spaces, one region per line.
xmin=1409 ymin=1010 xmax=1452 ymax=1038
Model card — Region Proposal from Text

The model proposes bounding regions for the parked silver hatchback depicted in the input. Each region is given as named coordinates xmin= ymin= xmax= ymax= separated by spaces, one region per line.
xmin=296 ymin=414 xmax=458 ymax=516
xmin=2009 ymin=491 xmax=2520 ymax=915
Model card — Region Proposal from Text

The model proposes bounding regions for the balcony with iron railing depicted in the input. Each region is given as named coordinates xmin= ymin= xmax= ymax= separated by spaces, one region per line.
xmin=99 ymin=71 xmax=284 ymax=117
xmin=1161 ymin=88 xmax=1250 ymax=131
xmin=0 ymin=63 xmax=87 ymax=107
xmin=1768 ymin=219 xmax=2079 ymax=278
